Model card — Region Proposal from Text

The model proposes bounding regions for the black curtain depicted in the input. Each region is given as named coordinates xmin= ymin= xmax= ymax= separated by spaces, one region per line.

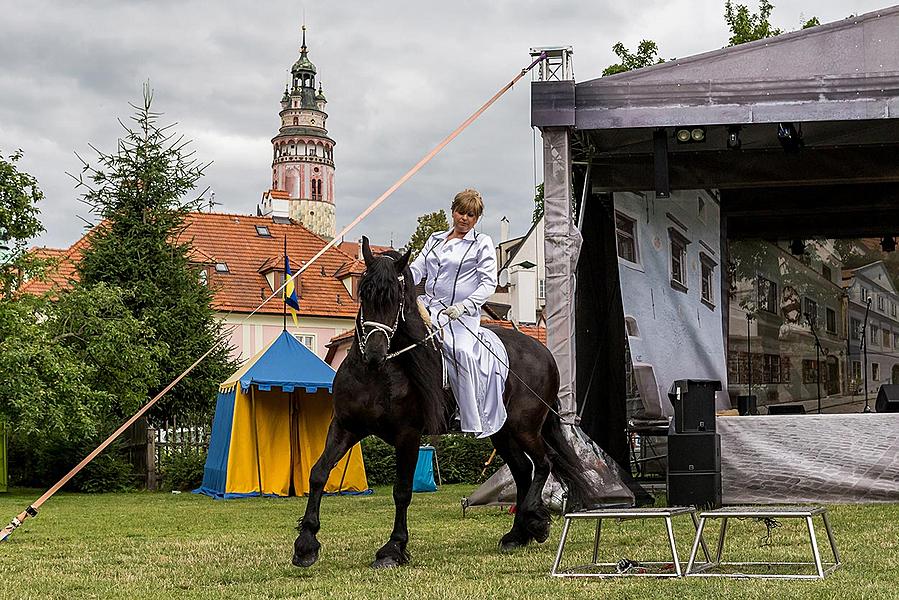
xmin=575 ymin=192 xmax=630 ymax=471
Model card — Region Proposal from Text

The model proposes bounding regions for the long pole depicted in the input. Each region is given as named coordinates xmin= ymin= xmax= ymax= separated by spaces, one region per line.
xmin=1 ymin=346 xmax=217 ymax=541
xmin=0 ymin=53 xmax=549 ymax=542
xmin=282 ymin=235 xmax=288 ymax=332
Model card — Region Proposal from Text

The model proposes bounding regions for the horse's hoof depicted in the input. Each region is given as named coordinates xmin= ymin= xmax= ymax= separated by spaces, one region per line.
xmin=371 ymin=555 xmax=403 ymax=569
xmin=499 ymin=532 xmax=528 ymax=552
xmin=293 ymin=533 xmax=321 ymax=568
xmin=292 ymin=547 xmax=319 ymax=568
xmin=531 ymin=521 xmax=551 ymax=544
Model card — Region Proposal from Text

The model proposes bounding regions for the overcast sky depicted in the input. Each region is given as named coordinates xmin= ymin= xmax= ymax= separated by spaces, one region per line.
xmin=1 ymin=0 xmax=889 ymax=250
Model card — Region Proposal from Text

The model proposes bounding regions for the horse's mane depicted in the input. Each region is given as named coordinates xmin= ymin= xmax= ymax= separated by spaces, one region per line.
xmin=357 ymin=250 xmax=450 ymax=434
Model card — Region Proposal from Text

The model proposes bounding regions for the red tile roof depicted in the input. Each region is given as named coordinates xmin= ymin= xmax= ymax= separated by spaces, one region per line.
xmin=482 ymin=319 xmax=547 ymax=345
xmin=337 ymin=240 xmax=395 ymax=261
xmin=21 ymin=212 xmax=365 ymax=318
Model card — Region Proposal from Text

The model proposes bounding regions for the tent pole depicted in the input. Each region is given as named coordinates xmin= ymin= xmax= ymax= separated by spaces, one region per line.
xmin=251 ymin=387 xmax=263 ymax=495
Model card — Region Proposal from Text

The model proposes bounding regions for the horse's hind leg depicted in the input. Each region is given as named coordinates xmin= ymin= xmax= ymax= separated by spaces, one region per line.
xmin=371 ymin=429 xmax=419 ymax=569
xmin=491 ymin=429 xmax=535 ymax=551
xmin=512 ymin=432 xmax=553 ymax=544
xmin=293 ymin=421 xmax=359 ymax=568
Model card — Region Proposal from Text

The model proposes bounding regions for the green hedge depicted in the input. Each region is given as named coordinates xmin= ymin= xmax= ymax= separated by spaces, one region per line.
xmin=360 ymin=434 xmax=504 ymax=486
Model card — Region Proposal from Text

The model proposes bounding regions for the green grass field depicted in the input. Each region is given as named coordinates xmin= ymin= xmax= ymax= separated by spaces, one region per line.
xmin=0 ymin=485 xmax=897 ymax=599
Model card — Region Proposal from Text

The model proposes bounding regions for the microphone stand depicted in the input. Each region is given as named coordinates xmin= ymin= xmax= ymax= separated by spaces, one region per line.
xmin=862 ymin=297 xmax=873 ymax=413
xmin=805 ymin=312 xmax=823 ymax=414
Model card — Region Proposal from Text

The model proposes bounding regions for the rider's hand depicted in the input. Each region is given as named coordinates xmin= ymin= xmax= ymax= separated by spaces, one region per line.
xmin=442 ymin=303 xmax=465 ymax=321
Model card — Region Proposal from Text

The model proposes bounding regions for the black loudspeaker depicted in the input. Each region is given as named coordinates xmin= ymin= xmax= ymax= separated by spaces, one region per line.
xmin=876 ymin=384 xmax=899 ymax=413
xmin=737 ymin=395 xmax=757 ymax=416
xmin=668 ymin=379 xmax=720 ymax=433
xmin=667 ymin=433 xmax=721 ymax=473
xmin=667 ymin=472 xmax=722 ymax=508
xmin=767 ymin=403 xmax=806 ymax=415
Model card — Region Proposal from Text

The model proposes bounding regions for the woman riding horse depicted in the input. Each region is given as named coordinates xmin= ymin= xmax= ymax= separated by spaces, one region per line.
xmin=409 ymin=189 xmax=506 ymax=437
xmin=293 ymin=191 xmax=596 ymax=569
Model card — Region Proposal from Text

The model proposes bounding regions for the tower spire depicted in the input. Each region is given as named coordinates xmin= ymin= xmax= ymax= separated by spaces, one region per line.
xmin=301 ymin=24 xmax=307 ymax=56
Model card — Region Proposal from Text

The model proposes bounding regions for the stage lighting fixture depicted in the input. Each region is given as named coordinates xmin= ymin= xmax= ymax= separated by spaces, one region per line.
xmin=881 ymin=236 xmax=897 ymax=252
xmin=789 ymin=239 xmax=806 ymax=255
xmin=777 ymin=122 xmax=803 ymax=153
xmin=726 ymin=126 xmax=742 ymax=150
xmin=675 ymin=126 xmax=705 ymax=144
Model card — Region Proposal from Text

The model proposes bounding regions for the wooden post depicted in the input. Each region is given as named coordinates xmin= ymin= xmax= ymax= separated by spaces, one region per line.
xmin=146 ymin=426 xmax=157 ymax=491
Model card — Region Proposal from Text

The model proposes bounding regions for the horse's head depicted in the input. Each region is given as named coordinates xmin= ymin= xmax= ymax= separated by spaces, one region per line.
xmin=356 ymin=236 xmax=411 ymax=365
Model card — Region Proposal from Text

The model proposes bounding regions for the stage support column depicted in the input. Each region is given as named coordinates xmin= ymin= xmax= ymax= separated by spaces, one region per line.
xmin=542 ymin=127 xmax=581 ymax=419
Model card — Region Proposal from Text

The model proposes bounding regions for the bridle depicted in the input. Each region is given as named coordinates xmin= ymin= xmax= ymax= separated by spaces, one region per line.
xmin=356 ymin=273 xmax=406 ymax=356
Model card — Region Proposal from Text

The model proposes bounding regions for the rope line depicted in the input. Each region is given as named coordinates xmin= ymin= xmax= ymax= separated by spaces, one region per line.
xmin=0 ymin=53 xmax=547 ymax=543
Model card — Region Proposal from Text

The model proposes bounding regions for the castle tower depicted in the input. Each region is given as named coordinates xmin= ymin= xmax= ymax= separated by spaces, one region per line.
xmin=261 ymin=26 xmax=336 ymax=239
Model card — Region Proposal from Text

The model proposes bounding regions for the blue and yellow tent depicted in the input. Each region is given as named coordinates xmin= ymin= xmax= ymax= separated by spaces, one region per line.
xmin=196 ymin=330 xmax=368 ymax=498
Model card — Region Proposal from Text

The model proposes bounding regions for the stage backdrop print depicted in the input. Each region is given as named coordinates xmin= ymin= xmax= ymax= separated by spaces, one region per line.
xmin=614 ymin=190 xmax=729 ymax=417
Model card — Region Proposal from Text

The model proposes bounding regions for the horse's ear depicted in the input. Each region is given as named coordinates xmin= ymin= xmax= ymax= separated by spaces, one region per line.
xmin=361 ymin=236 xmax=374 ymax=267
xmin=395 ymin=248 xmax=411 ymax=274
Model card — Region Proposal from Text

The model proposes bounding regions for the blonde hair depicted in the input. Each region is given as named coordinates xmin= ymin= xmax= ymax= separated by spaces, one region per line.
xmin=451 ymin=189 xmax=484 ymax=217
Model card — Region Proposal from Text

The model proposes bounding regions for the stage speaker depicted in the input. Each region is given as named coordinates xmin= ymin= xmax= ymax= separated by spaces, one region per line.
xmin=767 ymin=403 xmax=806 ymax=415
xmin=667 ymin=433 xmax=720 ymax=473
xmin=667 ymin=471 xmax=722 ymax=508
xmin=737 ymin=395 xmax=757 ymax=416
xmin=668 ymin=379 xmax=720 ymax=433
xmin=876 ymin=384 xmax=899 ymax=413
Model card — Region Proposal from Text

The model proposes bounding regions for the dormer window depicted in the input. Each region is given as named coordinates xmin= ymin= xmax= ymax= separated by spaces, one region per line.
xmin=255 ymin=225 xmax=271 ymax=237
xmin=215 ymin=262 xmax=230 ymax=273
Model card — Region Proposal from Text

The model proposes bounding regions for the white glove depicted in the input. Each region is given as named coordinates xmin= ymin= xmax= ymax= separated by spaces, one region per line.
xmin=442 ymin=303 xmax=466 ymax=321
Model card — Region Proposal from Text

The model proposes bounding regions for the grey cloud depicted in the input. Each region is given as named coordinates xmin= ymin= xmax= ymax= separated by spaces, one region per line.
xmin=0 ymin=0 xmax=888 ymax=251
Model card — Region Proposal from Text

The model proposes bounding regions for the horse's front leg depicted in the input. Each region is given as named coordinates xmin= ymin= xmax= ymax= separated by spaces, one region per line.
xmin=371 ymin=429 xmax=420 ymax=569
xmin=293 ymin=420 xmax=360 ymax=568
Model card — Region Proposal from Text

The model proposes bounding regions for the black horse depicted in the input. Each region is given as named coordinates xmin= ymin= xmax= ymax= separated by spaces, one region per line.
xmin=293 ymin=237 xmax=596 ymax=569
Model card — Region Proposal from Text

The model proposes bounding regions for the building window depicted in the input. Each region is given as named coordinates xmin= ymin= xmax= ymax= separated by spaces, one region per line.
xmin=825 ymin=307 xmax=836 ymax=334
xmin=803 ymin=359 xmax=821 ymax=384
xmin=615 ymin=212 xmax=638 ymax=263
xmin=885 ymin=329 xmax=892 ymax=349
xmin=871 ymin=324 xmax=879 ymax=345
xmin=878 ymin=295 xmax=886 ymax=311
xmin=255 ymin=225 xmax=271 ymax=237
xmin=758 ymin=276 xmax=777 ymax=314
xmin=700 ymin=253 xmax=716 ymax=308
xmin=538 ymin=278 xmax=545 ymax=299
xmin=851 ymin=318 xmax=861 ymax=340
xmin=669 ymin=228 xmax=689 ymax=291
xmin=822 ymin=264 xmax=832 ymax=282
xmin=215 ymin=262 xmax=230 ymax=273
xmin=803 ymin=297 xmax=818 ymax=327
xmin=861 ymin=287 xmax=870 ymax=302
xmin=892 ymin=302 xmax=897 ymax=318
xmin=198 ymin=269 xmax=208 ymax=286
xmin=625 ymin=316 xmax=640 ymax=337
xmin=763 ymin=353 xmax=782 ymax=384
xmin=872 ymin=362 xmax=881 ymax=381
xmin=852 ymin=361 xmax=862 ymax=383
xmin=291 ymin=333 xmax=316 ymax=352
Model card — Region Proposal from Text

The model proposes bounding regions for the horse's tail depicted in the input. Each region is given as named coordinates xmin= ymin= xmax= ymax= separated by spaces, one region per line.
xmin=542 ymin=412 xmax=598 ymax=511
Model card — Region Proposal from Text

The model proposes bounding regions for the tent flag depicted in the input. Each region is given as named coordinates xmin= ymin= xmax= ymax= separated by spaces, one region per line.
xmin=284 ymin=251 xmax=300 ymax=329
